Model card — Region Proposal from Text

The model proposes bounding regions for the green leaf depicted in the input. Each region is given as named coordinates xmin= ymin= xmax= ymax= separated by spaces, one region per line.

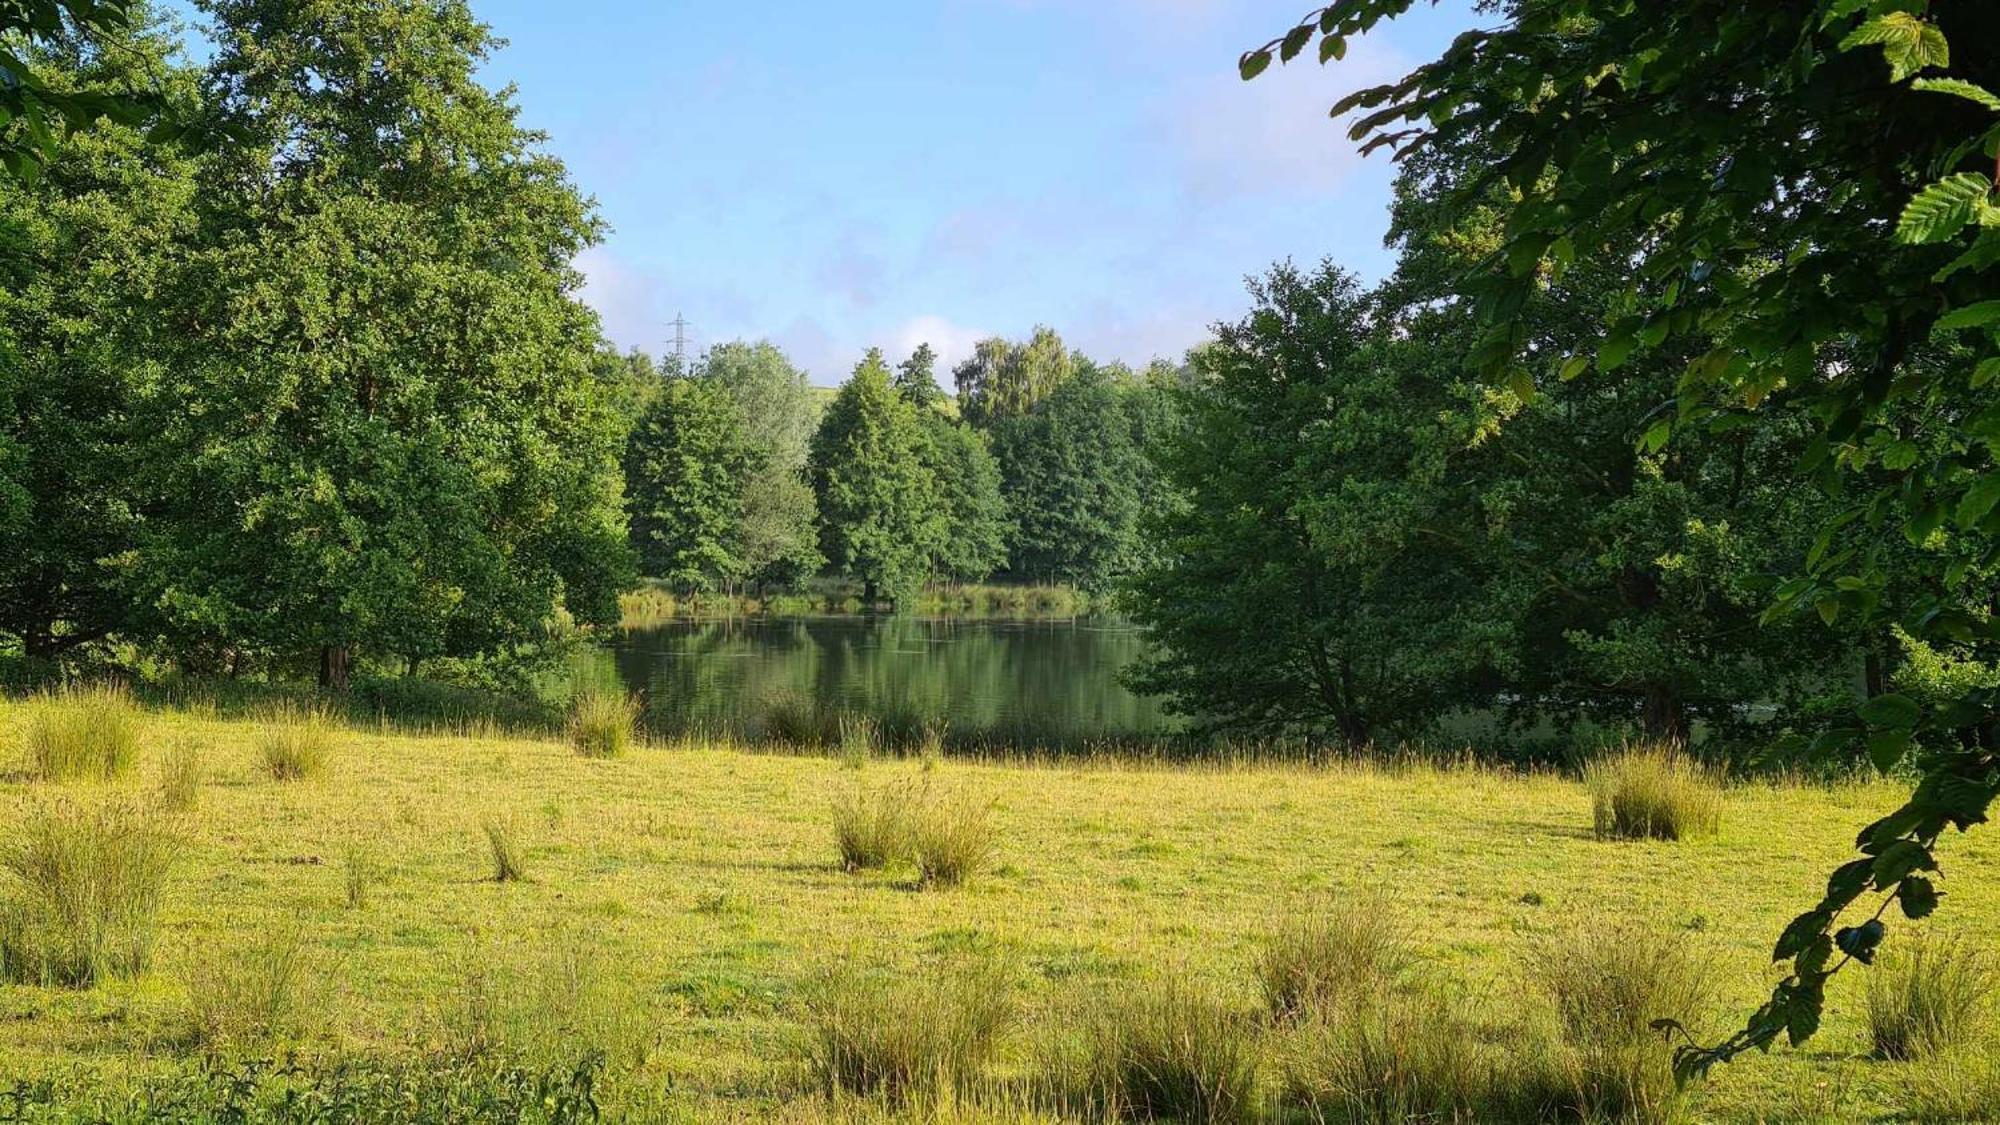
xmin=1558 ymin=355 xmax=1590 ymax=382
xmin=1975 ymin=358 xmax=2000 ymax=389
xmin=1895 ymin=173 xmax=1992 ymax=245
xmin=1238 ymin=50 xmax=1272 ymax=80
xmin=1599 ymin=330 xmax=1635 ymax=372
xmin=1640 ymin=418 xmax=1672 ymax=454
xmin=1279 ymin=26 xmax=1313 ymax=63
xmin=1900 ymin=875 xmax=1940 ymax=919
xmin=1871 ymin=841 xmax=1937 ymax=889
xmin=1318 ymin=35 xmax=1347 ymax=63
xmin=1835 ymin=919 xmax=1887 ymax=965
xmin=1867 ymin=729 xmax=1912 ymax=773
xmin=1858 ymin=693 xmax=1921 ymax=729
xmin=1955 ymin=472 xmax=2000 ymax=529
xmin=1840 ymin=12 xmax=1949 ymax=82
xmin=1938 ymin=300 xmax=2000 ymax=331
xmin=1913 ymin=77 xmax=2000 ymax=113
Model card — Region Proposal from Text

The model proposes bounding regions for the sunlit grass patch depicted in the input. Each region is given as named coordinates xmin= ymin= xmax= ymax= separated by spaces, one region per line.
xmin=154 ymin=737 xmax=204 ymax=812
xmin=800 ymin=962 xmax=1016 ymax=1105
xmin=909 ymin=787 xmax=998 ymax=889
xmin=255 ymin=702 xmax=336 ymax=781
xmin=0 ymin=799 xmax=177 ymax=986
xmin=1255 ymin=892 xmax=1410 ymax=1022
xmin=1532 ymin=920 xmax=1712 ymax=1123
xmin=833 ymin=782 xmax=914 ymax=872
xmin=1048 ymin=976 xmax=1261 ymax=1124
xmin=1584 ymin=744 xmax=1722 ymax=841
xmin=187 ymin=927 xmax=323 ymax=1046
xmin=1867 ymin=932 xmax=1991 ymax=1062
xmin=568 ymin=684 xmax=639 ymax=759
xmin=484 ymin=816 xmax=530 ymax=883
xmin=19 ymin=682 xmax=141 ymax=782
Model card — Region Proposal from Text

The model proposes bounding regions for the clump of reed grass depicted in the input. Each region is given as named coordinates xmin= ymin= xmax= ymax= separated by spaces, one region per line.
xmin=154 ymin=738 xmax=204 ymax=812
xmin=909 ymin=788 xmax=998 ymax=889
xmin=450 ymin=934 xmax=637 ymax=1067
xmin=1255 ymin=893 xmax=1411 ymax=1022
xmin=832 ymin=783 xmax=914 ymax=872
xmin=0 ymin=801 xmax=178 ymax=986
xmin=802 ymin=963 xmax=1017 ymax=1105
xmin=1051 ymin=977 xmax=1261 ymax=1124
xmin=1907 ymin=1048 xmax=2000 ymax=1123
xmin=839 ymin=714 xmax=877 ymax=769
xmin=1531 ymin=921 xmax=1712 ymax=1123
xmin=343 ymin=843 xmax=377 ymax=910
xmin=484 ymin=817 xmax=529 ymax=883
xmin=568 ymin=685 xmax=639 ymax=759
xmin=188 ymin=927 xmax=319 ymax=1045
xmin=1867 ymin=933 xmax=1992 ymax=1061
xmin=1584 ymin=744 xmax=1723 ymax=841
xmin=19 ymin=682 xmax=141 ymax=782
xmin=256 ymin=702 xmax=336 ymax=781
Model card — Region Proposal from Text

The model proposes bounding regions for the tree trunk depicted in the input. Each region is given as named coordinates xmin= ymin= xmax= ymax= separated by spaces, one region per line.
xmin=863 ymin=578 xmax=878 ymax=607
xmin=1640 ymin=685 xmax=1687 ymax=745
xmin=319 ymin=644 xmax=352 ymax=693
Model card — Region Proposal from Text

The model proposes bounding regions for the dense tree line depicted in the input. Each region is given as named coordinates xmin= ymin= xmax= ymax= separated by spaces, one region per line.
xmin=1 ymin=3 xmax=632 ymax=689
xmin=621 ymin=330 xmax=1172 ymax=606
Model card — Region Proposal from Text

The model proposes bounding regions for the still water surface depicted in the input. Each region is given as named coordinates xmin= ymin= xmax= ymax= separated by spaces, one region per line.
xmin=591 ymin=615 xmax=1179 ymax=746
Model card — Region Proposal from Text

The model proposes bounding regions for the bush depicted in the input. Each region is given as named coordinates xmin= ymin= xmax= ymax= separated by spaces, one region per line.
xmin=909 ymin=788 xmax=998 ymax=889
xmin=801 ymin=963 xmax=1016 ymax=1104
xmin=1531 ymin=921 xmax=1712 ymax=1123
xmin=832 ymin=783 xmax=914 ymax=872
xmin=156 ymin=738 xmax=205 ymax=812
xmin=0 ymin=801 xmax=178 ymax=986
xmin=1054 ymin=977 xmax=1261 ymax=1124
xmin=567 ymin=685 xmax=638 ymax=759
xmin=1867 ymin=933 xmax=1991 ymax=1061
xmin=188 ymin=928 xmax=319 ymax=1046
xmin=19 ymin=682 xmax=141 ymax=782
xmin=257 ymin=703 xmax=336 ymax=781
xmin=484 ymin=817 xmax=529 ymax=883
xmin=1584 ymin=745 xmax=1722 ymax=841
xmin=1255 ymin=894 xmax=1410 ymax=1022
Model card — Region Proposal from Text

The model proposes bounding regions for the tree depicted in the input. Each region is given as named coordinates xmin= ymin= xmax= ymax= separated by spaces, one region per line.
xmin=954 ymin=327 xmax=1073 ymax=427
xmin=914 ymin=412 xmax=1009 ymax=583
xmin=701 ymin=341 xmax=822 ymax=589
xmin=1126 ymin=263 xmax=1484 ymax=745
xmin=0 ymin=18 xmax=198 ymax=667
xmin=0 ymin=1 xmax=168 ymax=180
xmin=990 ymin=361 xmax=1151 ymax=589
xmin=894 ymin=342 xmax=946 ymax=409
xmin=137 ymin=0 xmax=631 ymax=690
xmin=624 ymin=377 xmax=754 ymax=593
xmin=1241 ymin=0 xmax=2000 ymax=1068
xmin=808 ymin=349 xmax=942 ymax=605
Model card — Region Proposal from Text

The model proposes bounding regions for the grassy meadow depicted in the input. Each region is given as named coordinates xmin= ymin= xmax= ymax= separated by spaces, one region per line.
xmin=1 ymin=694 xmax=1998 ymax=1122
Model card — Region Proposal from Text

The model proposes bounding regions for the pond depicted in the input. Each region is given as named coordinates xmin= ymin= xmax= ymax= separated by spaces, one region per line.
xmin=582 ymin=615 xmax=1181 ymax=750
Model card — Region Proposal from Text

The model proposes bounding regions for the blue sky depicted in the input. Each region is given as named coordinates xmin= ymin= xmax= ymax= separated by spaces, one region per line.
xmin=303 ymin=2 xmax=1482 ymax=385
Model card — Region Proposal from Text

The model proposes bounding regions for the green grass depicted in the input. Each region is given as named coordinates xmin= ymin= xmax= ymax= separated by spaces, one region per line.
xmin=17 ymin=682 xmax=142 ymax=782
xmin=254 ymin=701 xmax=336 ymax=780
xmin=568 ymin=685 xmax=639 ymax=759
xmin=0 ymin=799 xmax=177 ymax=986
xmin=1584 ymin=744 xmax=1724 ymax=841
xmin=802 ymin=962 xmax=1016 ymax=1104
xmin=1866 ymin=932 xmax=1991 ymax=1061
xmin=0 ymin=701 xmax=1993 ymax=1121
xmin=1254 ymin=893 xmax=1410 ymax=1022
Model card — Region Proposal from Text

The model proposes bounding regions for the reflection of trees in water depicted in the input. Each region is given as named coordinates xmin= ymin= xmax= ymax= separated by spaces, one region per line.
xmin=600 ymin=616 xmax=1176 ymax=747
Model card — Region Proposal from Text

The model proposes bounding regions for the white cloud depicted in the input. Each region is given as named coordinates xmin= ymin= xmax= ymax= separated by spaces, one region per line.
xmin=574 ymin=246 xmax=663 ymax=352
xmin=891 ymin=315 xmax=991 ymax=384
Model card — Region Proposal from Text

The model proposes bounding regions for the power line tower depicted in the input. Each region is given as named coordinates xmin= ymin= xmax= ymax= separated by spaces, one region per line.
xmin=667 ymin=312 xmax=691 ymax=375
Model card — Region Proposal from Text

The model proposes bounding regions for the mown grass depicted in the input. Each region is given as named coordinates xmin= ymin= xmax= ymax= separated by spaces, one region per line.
xmin=0 ymin=701 xmax=1991 ymax=1122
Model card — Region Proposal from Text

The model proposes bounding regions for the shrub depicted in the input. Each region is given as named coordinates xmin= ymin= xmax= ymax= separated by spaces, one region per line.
xmin=802 ymin=963 xmax=1016 ymax=1104
xmin=484 ymin=817 xmax=529 ymax=883
xmin=832 ymin=783 xmax=914 ymax=872
xmin=188 ymin=928 xmax=319 ymax=1045
xmin=909 ymin=788 xmax=998 ymax=889
xmin=1583 ymin=745 xmax=1722 ymax=841
xmin=256 ymin=703 xmax=336 ymax=781
xmin=0 ymin=801 xmax=178 ymax=986
xmin=567 ymin=685 xmax=638 ymax=759
xmin=1867 ymin=933 xmax=1991 ymax=1061
xmin=155 ymin=739 xmax=205 ymax=812
xmin=1531 ymin=921 xmax=1712 ymax=1124
xmin=1255 ymin=893 xmax=1410 ymax=1022
xmin=1054 ymin=977 xmax=1261 ymax=1124
xmin=19 ymin=682 xmax=141 ymax=782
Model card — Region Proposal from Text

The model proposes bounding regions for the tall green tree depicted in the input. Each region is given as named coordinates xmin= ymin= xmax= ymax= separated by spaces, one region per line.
xmin=990 ymin=361 xmax=1151 ymax=589
xmin=894 ymin=342 xmax=946 ymax=409
xmin=913 ymin=412 xmax=1010 ymax=584
xmin=701 ymin=341 xmax=822 ymax=589
xmin=954 ymin=326 xmax=1073 ymax=427
xmin=139 ymin=0 xmax=630 ymax=689
xmin=0 ymin=0 xmax=170 ymax=179
xmin=0 ymin=17 xmax=198 ymax=667
xmin=1239 ymin=0 xmax=2000 ymax=1066
xmin=624 ymin=377 xmax=754 ymax=593
xmin=808 ymin=349 xmax=942 ymax=605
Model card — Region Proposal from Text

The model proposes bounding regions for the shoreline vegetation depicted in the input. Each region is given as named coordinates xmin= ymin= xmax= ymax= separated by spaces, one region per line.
xmin=618 ymin=581 xmax=1103 ymax=627
xmin=0 ymin=696 xmax=1977 ymax=1123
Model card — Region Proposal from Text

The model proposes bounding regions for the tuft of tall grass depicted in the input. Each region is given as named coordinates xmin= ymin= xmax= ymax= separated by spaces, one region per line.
xmin=484 ymin=817 xmax=529 ymax=883
xmin=1052 ymin=977 xmax=1261 ymax=1124
xmin=801 ymin=963 xmax=1017 ymax=1104
xmin=0 ymin=801 xmax=178 ymax=987
xmin=909 ymin=788 xmax=998 ymax=889
xmin=568 ymin=685 xmax=639 ymax=759
xmin=154 ymin=739 xmax=204 ymax=812
xmin=1907 ymin=1048 xmax=2000 ymax=1123
xmin=839 ymin=714 xmax=877 ymax=769
xmin=188 ymin=928 xmax=319 ymax=1045
xmin=256 ymin=702 xmax=336 ymax=781
xmin=19 ymin=682 xmax=141 ymax=782
xmin=832 ymin=783 xmax=914 ymax=872
xmin=1255 ymin=893 xmax=1410 ymax=1022
xmin=1531 ymin=921 xmax=1712 ymax=1124
xmin=1866 ymin=933 xmax=1991 ymax=1061
xmin=1584 ymin=744 xmax=1722 ymax=841
xmin=343 ymin=843 xmax=377 ymax=910
xmin=450 ymin=934 xmax=639 ymax=1068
